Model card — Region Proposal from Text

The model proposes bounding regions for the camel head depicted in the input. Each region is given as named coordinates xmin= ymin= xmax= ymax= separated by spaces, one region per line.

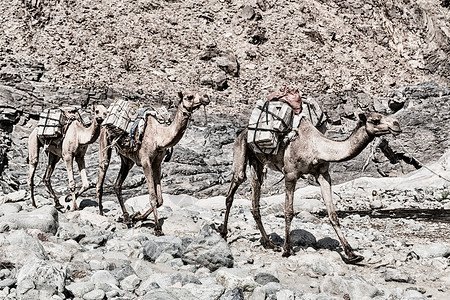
xmin=358 ymin=111 xmax=401 ymax=137
xmin=178 ymin=91 xmax=210 ymax=113
xmin=93 ymin=105 xmax=108 ymax=124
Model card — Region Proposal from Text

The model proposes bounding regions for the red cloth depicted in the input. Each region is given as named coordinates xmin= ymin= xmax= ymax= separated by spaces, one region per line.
xmin=267 ymin=86 xmax=302 ymax=114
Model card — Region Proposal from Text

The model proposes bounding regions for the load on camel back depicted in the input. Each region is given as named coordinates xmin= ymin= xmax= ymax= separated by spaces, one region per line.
xmin=248 ymin=86 xmax=325 ymax=155
xmin=37 ymin=106 xmax=89 ymax=140
xmin=102 ymin=99 xmax=171 ymax=150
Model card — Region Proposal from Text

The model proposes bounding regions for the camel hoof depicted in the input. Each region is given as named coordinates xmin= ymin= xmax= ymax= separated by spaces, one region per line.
xmin=122 ymin=213 xmax=132 ymax=226
xmin=263 ymin=241 xmax=277 ymax=250
xmin=54 ymin=204 xmax=64 ymax=211
xmin=347 ymin=254 xmax=364 ymax=264
xmin=155 ymin=229 xmax=165 ymax=237
xmin=282 ymin=248 xmax=295 ymax=257
xmin=219 ymin=226 xmax=228 ymax=239
xmin=131 ymin=212 xmax=144 ymax=221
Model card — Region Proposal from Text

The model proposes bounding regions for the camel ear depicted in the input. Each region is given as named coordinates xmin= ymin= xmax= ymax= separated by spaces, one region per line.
xmin=178 ymin=91 xmax=183 ymax=100
xmin=358 ymin=113 xmax=367 ymax=123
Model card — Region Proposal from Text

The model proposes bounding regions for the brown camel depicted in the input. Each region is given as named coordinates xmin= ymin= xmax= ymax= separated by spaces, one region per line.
xmin=220 ymin=111 xmax=401 ymax=263
xmin=96 ymin=91 xmax=210 ymax=235
xmin=28 ymin=105 xmax=108 ymax=210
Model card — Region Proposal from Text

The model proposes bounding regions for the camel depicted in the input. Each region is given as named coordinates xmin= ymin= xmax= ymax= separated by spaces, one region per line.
xmin=28 ymin=105 xmax=108 ymax=210
xmin=220 ymin=111 xmax=401 ymax=263
xmin=96 ymin=91 xmax=210 ymax=235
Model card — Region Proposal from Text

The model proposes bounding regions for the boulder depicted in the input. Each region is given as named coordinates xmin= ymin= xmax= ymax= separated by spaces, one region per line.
xmin=0 ymin=205 xmax=58 ymax=234
xmin=143 ymin=236 xmax=183 ymax=262
xmin=16 ymin=259 xmax=66 ymax=299
xmin=182 ymin=226 xmax=234 ymax=271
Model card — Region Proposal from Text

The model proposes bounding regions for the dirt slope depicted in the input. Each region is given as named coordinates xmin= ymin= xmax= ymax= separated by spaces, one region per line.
xmin=1 ymin=0 xmax=449 ymax=114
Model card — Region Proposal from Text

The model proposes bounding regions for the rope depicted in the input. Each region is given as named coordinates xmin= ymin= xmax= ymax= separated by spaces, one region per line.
xmin=394 ymin=139 xmax=450 ymax=183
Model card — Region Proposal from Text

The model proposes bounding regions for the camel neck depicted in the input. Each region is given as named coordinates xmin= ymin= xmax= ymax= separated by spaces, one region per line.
xmin=157 ymin=103 xmax=192 ymax=149
xmin=315 ymin=120 xmax=374 ymax=163
xmin=78 ymin=120 xmax=101 ymax=145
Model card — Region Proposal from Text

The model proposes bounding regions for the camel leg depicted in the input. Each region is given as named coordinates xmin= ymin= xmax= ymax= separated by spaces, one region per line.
xmin=96 ymin=130 xmax=112 ymax=216
xmin=44 ymin=152 xmax=63 ymax=210
xmin=136 ymin=159 xmax=164 ymax=235
xmin=221 ymin=130 xmax=248 ymax=239
xmin=282 ymin=172 xmax=297 ymax=257
xmin=249 ymin=157 xmax=277 ymax=250
xmin=72 ymin=155 xmax=90 ymax=209
xmin=316 ymin=171 xmax=364 ymax=264
xmin=154 ymin=156 xmax=164 ymax=207
xmin=27 ymin=130 xmax=40 ymax=208
xmin=133 ymin=154 xmax=165 ymax=222
xmin=63 ymin=153 xmax=79 ymax=211
xmin=114 ymin=155 xmax=135 ymax=225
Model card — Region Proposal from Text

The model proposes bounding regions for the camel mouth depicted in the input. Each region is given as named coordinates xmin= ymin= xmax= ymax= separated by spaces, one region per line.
xmin=389 ymin=128 xmax=402 ymax=136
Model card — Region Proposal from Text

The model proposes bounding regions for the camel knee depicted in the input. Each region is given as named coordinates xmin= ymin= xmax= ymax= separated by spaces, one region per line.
xmin=99 ymin=159 xmax=110 ymax=171
xmin=113 ymin=184 xmax=122 ymax=196
xmin=43 ymin=178 xmax=51 ymax=188
xmin=234 ymin=171 xmax=246 ymax=185
xmin=285 ymin=211 xmax=294 ymax=223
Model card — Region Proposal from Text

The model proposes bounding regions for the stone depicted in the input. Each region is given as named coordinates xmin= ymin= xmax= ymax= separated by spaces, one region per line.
xmin=142 ymin=289 xmax=179 ymax=300
xmin=316 ymin=237 xmax=340 ymax=250
xmin=320 ymin=275 xmax=381 ymax=299
xmin=120 ymin=274 xmax=141 ymax=291
xmin=56 ymin=220 xmax=86 ymax=241
xmin=411 ymin=243 xmax=450 ymax=259
xmin=16 ymin=259 xmax=66 ymax=299
xmin=220 ymin=287 xmax=244 ymax=300
xmin=65 ymin=281 xmax=95 ymax=298
xmin=0 ymin=278 xmax=16 ymax=289
xmin=215 ymin=52 xmax=239 ymax=77
xmin=0 ymin=205 xmax=59 ymax=234
xmin=249 ymin=286 xmax=266 ymax=300
xmin=296 ymin=254 xmax=336 ymax=276
xmin=82 ymin=289 xmax=106 ymax=300
xmin=254 ymin=272 xmax=280 ymax=285
xmin=0 ymin=203 xmax=21 ymax=216
xmin=183 ymin=283 xmax=225 ymax=300
xmin=216 ymin=269 xmax=258 ymax=293
xmin=4 ymin=190 xmax=27 ymax=202
xmin=182 ymin=226 xmax=234 ymax=271
xmin=147 ymin=273 xmax=201 ymax=289
xmin=143 ymin=236 xmax=183 ymax=262
xmin=132 ymin=259 xmax=155 ymax=280
xmin=290 ymin=229 xmax=317 ymax=247
xmin=0 ymin=230 xmax=48 ymax=267
xmin=90 ymin=270 xmax=119 ymax=287
xmin=382 ymin=270 xmax=416 ymax=284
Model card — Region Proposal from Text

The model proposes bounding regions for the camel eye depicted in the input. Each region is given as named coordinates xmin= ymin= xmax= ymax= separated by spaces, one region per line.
xmin=95 ymin=110 xmax=99 ymax=114
xmin=371 ymin=119 xmax=380 ymax=125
